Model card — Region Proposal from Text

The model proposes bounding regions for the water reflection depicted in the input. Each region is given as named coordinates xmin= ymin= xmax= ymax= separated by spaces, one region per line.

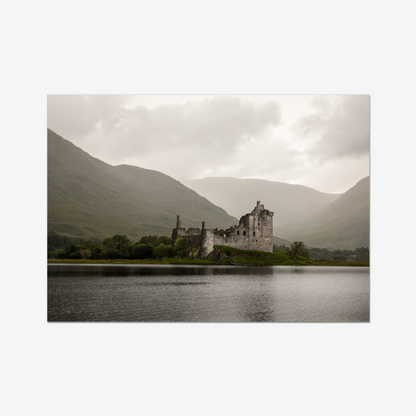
xmin=290 ymin=268 xmax=306 ymax=274
xmin=138 ymin=281 xmax=209 ymax=286
xmin=48 ymin=265 xmax=369 ymax=322
xmin=48 ymin=264 xmax=279 ymax=279
xmin=240 ymin=290 xmax=277 ymax=322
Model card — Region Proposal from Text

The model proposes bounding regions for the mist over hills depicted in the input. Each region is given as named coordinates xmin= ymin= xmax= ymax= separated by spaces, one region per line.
xmin=182 ymin=176 xmax=369 ymax=250
xmin=48 ymin=129 xmax=369 ymax=250
xmin=181 ymin=177 xmax=342 ymax=231
xmin=48 ymin=129 xmax=238 ymax=241
xmin=278 ymin=176 xmax=370 ymax=249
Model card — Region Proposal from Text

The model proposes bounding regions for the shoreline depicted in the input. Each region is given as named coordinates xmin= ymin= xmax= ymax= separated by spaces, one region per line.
xmin=47 ymin=258 xmax=369 ymax=267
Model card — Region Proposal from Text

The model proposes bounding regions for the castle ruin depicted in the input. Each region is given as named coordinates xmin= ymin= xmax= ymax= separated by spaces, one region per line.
xmin=172 ymin=201 xmax=274 ymax=257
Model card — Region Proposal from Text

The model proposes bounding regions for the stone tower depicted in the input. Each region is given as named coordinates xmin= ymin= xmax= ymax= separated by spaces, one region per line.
xmin=172 ymin=201 xmax=274 ymax=257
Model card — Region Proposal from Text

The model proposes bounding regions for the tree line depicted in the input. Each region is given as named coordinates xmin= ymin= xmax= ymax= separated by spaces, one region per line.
xmin=48 ymin=231 xmax=186 ymax=260
xmin=48 ymin=231 xmax=369 ymax=261
xmin=274 ymin=243 xmax=369 ymax=261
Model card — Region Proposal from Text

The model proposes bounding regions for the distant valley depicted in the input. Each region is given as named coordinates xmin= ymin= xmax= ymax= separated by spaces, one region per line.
xmin=181 ymin=177 xmax=342 ymax=231
xmin=48 ymin=129 xmax=369 ymax=249
xmin=182 ymin=177 xmax=369 ymax=250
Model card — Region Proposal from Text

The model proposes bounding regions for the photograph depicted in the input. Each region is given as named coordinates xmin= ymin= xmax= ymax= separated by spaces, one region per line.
xmin=47 ymin=94 xmax=370 ymax=322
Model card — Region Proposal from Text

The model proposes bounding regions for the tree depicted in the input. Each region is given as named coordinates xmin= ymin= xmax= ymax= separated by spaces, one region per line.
xmin=137 ymin=235 xmax=172 ymax=246
xmin=131 ymin=244 xmax=154 ymax=259
xmin=48 ymin=230 xmax=63 ymax=252
xmin=83 ymin=242 xmax=102 ymax=259
xmin=173 ymin=237 xmax=188 ymax=258
xmin=56 ymin=249 xmax=67 ymax=259
xmin=79 ymin=249 xmax=91 ymax=260
xmin=102 ymin=234 xmax=132 ymax=251
xmin=100 ymin=248 xmax=119 ymax=259
xmin=66 ymin=245 xmax=80 ymax=258
xmin=273 ymin=244 xmax=287 ymax=254
xmin=354 ymin=247 xmax=369 ymax=261
xmin=69 ymin=251 xmax=82 ymax=259
xmin=286 ymin=241 xmax=309 ymax=259
xmin=158 ymin=236 xmax=173 ymax=246
xmin=153 ymin=243 xmax=173 ymax=259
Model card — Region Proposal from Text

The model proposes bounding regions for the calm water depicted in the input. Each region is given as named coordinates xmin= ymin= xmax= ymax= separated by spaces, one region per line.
xmin=48 ymin=265 xmax=369 ymax=322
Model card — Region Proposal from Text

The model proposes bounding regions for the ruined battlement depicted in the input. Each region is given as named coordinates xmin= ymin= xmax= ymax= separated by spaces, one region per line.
xmin=172 ymin=201 xmax=274 ymax=258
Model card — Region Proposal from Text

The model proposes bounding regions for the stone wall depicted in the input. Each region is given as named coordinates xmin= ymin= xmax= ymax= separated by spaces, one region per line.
xmin=172 ymin=201 xmax=274 ymax=257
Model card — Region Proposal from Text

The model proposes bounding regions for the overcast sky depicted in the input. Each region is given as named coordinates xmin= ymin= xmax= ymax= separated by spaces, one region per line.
xmin=47 ymin=94 xmax=369 ymax=193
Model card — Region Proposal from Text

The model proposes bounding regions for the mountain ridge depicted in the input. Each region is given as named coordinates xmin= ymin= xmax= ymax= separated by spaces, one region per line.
xmin=278 ymin=176 xmax=370 ymax=249
xmin=48 ymin=129 xmax=369 ymax=250
xmin=181 ymin=176 xmax=342 ymax=230
xmin=48 ymin=129 xmax=238 ymax=241
xmin=181 ymin=176 xmax=369 ymax=250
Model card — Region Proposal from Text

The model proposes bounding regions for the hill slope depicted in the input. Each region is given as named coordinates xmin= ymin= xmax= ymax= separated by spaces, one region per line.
xmin=181 ymin=177 xmax=341 ymax=232
xmin=278 ymin=176 xmax=370 ymax=249
xmin=48 ymin=129 xmax=238 ymax=240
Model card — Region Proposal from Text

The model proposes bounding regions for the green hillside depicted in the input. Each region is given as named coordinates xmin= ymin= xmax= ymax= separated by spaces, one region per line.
xmin=279 ymin=176 xmax=370 ymax=249
xmin=181 ymin=177 xmax=341 ymax=232
xmin=48 ymin=129 xmax=238 ymax=241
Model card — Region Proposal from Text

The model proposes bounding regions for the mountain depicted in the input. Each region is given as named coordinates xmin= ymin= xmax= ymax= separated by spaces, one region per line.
xmin=278 ymin=176 xmax=370 ymax=249
xmin=180 ymin=177 xmax=341 ymax=232
xmin=272 ymin=236 xmax=294 ymax=247
xmin=48 ymin=129 xmax=238 ymax=241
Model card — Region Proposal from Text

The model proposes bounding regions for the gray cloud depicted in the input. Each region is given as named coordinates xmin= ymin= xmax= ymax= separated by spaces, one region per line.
xmin=47 ymin=94 xmax=369 ymax=193
xmin=48 ymin=95 xmax=283 ymax=177
xmin=47 ymin=95 xmax=131 ymax=140
xmin=114 ymin=96 xmax=282 ymax=154
xmin=293 ymin=95 xmax=370 ymax=163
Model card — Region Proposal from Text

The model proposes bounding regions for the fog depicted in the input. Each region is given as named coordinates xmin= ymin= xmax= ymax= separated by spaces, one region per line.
xmin=48 ymin=94 xmax=369 ymax=193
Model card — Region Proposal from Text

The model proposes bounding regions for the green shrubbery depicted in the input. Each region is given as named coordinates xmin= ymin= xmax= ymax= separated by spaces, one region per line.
xmin=48 ymin=232 xmax=370 ymax=266
xmin=48 ymin=230 xmax=102 ymax=253
xmin=306 ymin=246 xmax=369 ymax=261
xmin=274 ymin=244 xmax=369 ymax=261
xmin=220 ymin=246 xmax=236 ymax=256
xmin=48 ymin=232 xmax=176 ymax=260
xmin=153 ymin=243 xmax=174 ymax=259
xmin=216 ymin=245 xmax=368 ymax=266
xmin=48 ymin=232 xmax=193 ymax=261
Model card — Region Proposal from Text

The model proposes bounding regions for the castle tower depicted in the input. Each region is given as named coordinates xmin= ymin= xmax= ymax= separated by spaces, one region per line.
xmin=172 ymin=215 xmax=184 ymax=244
xmin=172 ymin=202 xmax=274 ymax=257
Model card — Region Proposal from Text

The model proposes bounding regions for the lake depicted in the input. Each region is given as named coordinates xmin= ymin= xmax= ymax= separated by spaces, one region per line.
xmin=47 ymin=264 xmax=369 ymax=322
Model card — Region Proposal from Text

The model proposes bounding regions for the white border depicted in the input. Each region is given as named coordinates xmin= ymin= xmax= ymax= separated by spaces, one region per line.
xmin=3 ymin=1 xmax=415 ymax=415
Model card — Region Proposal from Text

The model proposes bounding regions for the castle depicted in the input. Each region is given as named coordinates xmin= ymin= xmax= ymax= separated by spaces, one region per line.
xmin=172 ymin=201 xmax=274 ymax=258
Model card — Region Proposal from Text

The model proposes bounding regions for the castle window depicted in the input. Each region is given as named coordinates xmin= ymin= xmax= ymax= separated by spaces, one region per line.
xmin=237 ymin=231 xmax=239 ymax=236
xmin=243 ymin=231 xmax=246 ymax=236
xmin=258 ymin=222 xmax=260 ymax=226
xmin=253 ymin=231 xmax=256 ymax=236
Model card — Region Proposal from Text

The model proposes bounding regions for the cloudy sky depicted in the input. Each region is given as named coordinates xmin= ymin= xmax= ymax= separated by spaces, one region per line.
xmin=47 ymin=94 xmax=369 ymax=193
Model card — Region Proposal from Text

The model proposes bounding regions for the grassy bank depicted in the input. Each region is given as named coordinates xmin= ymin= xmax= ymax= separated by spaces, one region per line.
xmin=46 ymin=258 xmax=224 ymax=265
xmin=47 ymin=245 xmax=369 ymax=267
xmin=214 ymin=246 xmax=368 ymax=266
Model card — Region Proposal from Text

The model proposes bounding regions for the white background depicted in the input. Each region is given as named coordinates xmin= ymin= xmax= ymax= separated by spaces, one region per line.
xmin=1 ymin=1 xmax=415 ymax=415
